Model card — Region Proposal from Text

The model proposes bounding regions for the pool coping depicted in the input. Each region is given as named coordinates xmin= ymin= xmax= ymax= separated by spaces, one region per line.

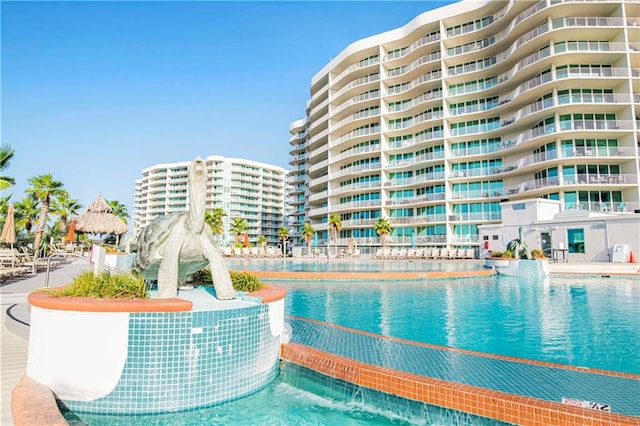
xmin=244 ymin=268 xmax=496 ymax=281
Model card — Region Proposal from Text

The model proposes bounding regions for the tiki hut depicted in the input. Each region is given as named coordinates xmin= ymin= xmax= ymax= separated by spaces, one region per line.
xmin=74 ymin=193 xmax=128 ymax=236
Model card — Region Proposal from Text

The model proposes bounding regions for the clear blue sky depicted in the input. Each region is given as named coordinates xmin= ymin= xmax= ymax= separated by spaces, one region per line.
xmin=2 ymin=1 xmax=455 ymax=221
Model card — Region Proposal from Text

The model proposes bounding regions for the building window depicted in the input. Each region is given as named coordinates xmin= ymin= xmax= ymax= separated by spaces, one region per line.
xmin=567 ymin=228 xmax=585 ymax=253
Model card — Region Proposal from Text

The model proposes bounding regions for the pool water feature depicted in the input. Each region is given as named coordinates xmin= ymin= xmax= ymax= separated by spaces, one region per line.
xmin=64 ymin=362 xmax=514 ymax=426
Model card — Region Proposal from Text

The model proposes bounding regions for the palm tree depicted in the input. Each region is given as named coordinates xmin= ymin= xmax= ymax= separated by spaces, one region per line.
xmin=301 ymin=222 xmax=315 ymax=256
xmin=26 ymin=174 xmax=66 ymax=253
xmin=374 ymin=217 xmax=392 ymax=248
xmin=50 ymin=192 xmax=82 ymax=243
xmin=205 ymin=207 xmax=226 ymax=236
xmin=278 ymin=227 xmax=289 ymax=257
xmin=0 ymin=144 xmax=16 ymax=190
xmin=106 ymin=199 xmax=130 ymax=225
xmin=229 ymin=217 xmax=248 ymax=244
xmin=14 ymin=196 xmax=39 ymax=234
xmin=106 ymin=199 xmax=130 ymax=246
xmin=257 ymin=235 xmax=267 ymax=248
xmin=328 ymin=213 xmax=342 ymax=257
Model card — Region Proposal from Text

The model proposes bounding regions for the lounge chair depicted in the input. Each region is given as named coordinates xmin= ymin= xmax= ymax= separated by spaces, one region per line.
xmin=446 ymin=249 xmax=457 ymax=259
xmin=382 ymin=248 xmax=392 ymax=259
xmin=390 ymin=249 xmax=401 ymax=259
xmin=406 ymin=248 xmax=417 ymax=259
xmin=222 ymin=247 xmax=232 ymax=257
xmin=414 ymin=249 xmax=424 ymax=259
xmin=465 ymin=248 xmax=475 ymax=259
xmin=375 ymin=248 xmax=383 ymax=259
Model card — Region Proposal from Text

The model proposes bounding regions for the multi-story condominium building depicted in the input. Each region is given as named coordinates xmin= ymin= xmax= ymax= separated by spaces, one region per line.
xmin=133 ymin=156 xmax=288 ymax=247
xmin=289 ymin=0 xmax=640 ymax=253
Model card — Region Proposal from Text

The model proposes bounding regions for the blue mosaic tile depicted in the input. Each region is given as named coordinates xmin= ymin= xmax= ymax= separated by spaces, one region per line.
xmin=65 ymin=305 xmax=280 ymax=414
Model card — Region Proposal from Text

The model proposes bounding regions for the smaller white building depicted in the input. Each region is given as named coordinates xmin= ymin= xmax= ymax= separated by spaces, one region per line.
xmin=479 ymin=199 xmax=640 ymax=263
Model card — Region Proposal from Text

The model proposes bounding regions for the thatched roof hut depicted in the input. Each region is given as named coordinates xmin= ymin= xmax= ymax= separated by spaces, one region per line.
xmin=74 ymin=193 xmax=127 ymax=235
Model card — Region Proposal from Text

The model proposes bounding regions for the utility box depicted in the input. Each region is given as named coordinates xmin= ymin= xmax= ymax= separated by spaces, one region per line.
xmin=611 ymin=244 xmax=629 ymax=263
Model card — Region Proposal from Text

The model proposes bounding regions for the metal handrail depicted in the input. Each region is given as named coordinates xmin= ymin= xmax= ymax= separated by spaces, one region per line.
xmin=44 ymin=251 xmax=128 ymax=288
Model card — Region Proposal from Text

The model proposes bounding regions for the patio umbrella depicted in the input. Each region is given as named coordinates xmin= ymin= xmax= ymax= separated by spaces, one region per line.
xmin=313 ymin=232 xmax=318 ymax=247
xmin=0 ymin=205 xmax=16 ymax=266
xmin=243 ymin=232 xmax=249 ymax=248
xmin=411 ymin=230 xmax=416 ymax=248
xmin=66 ymin=220 xmax=76 ymax=243
xmin=75 ymin=193 xmax=128 ymax=236
xmin=348 ymin=236 xmax=354 ymax=254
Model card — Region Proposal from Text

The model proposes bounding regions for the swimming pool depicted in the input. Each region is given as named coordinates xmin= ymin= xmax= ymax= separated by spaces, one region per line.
xmin=280 ymin=274 xmax=639 ymax=375
xmin=65 ymin=263 xmax=639 ymax=424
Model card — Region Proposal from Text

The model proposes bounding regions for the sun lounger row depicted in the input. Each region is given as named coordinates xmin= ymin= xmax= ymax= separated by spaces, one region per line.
xmin=374 ymin=248 xmax=475 ymax=260
xmin=0 ymin=247 xmax=61 ymax=274
xmin=221 ymin=246 xmax=283 ymax=258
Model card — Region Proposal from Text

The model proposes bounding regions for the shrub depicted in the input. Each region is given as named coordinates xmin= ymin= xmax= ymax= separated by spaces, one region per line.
xmin=530 ymin=248 xmax=546 ymax=259
xmin=191 ymin=269 xmax=264 ymax=292
xmin=490 ymin=250 xmax=515 ymax=259
xmin=41 ymin=271 xmax=148 ymax=299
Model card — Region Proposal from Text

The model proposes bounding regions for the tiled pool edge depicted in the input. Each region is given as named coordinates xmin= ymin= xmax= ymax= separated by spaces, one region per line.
xmin=280 ymin=342 xmax=639 ymax=426
xmin=247 ymin=268 xmax=495 ymax=281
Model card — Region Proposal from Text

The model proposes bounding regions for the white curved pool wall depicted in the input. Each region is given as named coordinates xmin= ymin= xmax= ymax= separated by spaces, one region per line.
xmin=26 ymin=299 xmax=285 ymax=414
xmin=484 ymin=259 xmax=549 ymax=277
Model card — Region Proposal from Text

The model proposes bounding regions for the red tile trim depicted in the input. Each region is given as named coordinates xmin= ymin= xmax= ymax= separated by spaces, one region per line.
xmin=238 ymin=269 xmax=495 ymax=281
xmin=287 ymin=316 xmax=640 ymax=380
xmin=28 ymin=292 xmax=193 ymax=312
xmin=246 ymin=285 xmax=287 ymax=303
xmin=281 ymin=343 xmax=640 ymax=426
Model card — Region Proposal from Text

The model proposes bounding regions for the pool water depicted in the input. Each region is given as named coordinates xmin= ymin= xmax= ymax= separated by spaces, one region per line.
xmin=282 ymin=274 xmax=640 ymax=374
xmin=65 ymin=363 xmax=512 ymax=426
xmin=66 ymin=266 xmax=639 ymax=424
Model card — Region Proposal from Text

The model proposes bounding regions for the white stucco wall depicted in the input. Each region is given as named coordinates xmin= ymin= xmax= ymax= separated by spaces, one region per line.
xmin=27 ymin=307 xmax=129 ymax=401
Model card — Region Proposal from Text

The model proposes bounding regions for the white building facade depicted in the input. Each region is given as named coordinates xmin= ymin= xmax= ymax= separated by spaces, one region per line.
xmin=289 ymin=0 xmax=640 ymax=255
xmin=133 ymin=156 xmax=288 ymax=247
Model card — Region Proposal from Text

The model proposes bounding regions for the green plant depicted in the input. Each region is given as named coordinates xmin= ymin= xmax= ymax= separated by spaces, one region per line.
xmin=40 ymin=271 xmax=148 ymax=299
xmin=191 ymin=269 xmax=264 ymax=292
xmin=530 ymin=248 xmax=546 ymax=259
xmin=490 ymin=250 xmax=515 ymax=259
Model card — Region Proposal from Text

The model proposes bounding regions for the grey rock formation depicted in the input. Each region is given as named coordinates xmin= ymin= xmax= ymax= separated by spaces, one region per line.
xmin=131 ymin=158 xmax=236 ymax=299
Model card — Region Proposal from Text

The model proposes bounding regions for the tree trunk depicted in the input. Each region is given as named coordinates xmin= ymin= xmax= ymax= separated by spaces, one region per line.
xmin=33 ymin=200 xmax=50 ymax=254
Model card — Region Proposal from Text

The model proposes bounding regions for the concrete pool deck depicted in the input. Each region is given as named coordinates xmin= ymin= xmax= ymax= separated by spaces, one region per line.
xmin=1 ymin=258 xmax=638 ymax=425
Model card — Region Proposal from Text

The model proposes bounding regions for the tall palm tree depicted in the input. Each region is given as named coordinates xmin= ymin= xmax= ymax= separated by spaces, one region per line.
xmin=278 ymin=227 xmax=289 ymax=257
xmin=301 ymin=222 xmax=315 ymax=255
xmin=374 ymin=217 xmax=392 ymax=248
xmin=26 ymin=174 xmax=66 ymax=253
xmin=106 ymin=199 xmax=130 ymax=246
xmin=106 ymin=199 xmax=130 ymax=225
xmin=0 ymin=144 xmax=16 ymax=191
xmin=205 ymin=207 xmax=226 ymax=236
xmin=14 ymin=196 xmax=39 ymax=234
xmin=328 ymin=213 xmax=342 ymax=257
xmin=50 ymin=192 xmax=82 ymax=238
xmin=229 ymin=217 xmax=248 ymax=244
